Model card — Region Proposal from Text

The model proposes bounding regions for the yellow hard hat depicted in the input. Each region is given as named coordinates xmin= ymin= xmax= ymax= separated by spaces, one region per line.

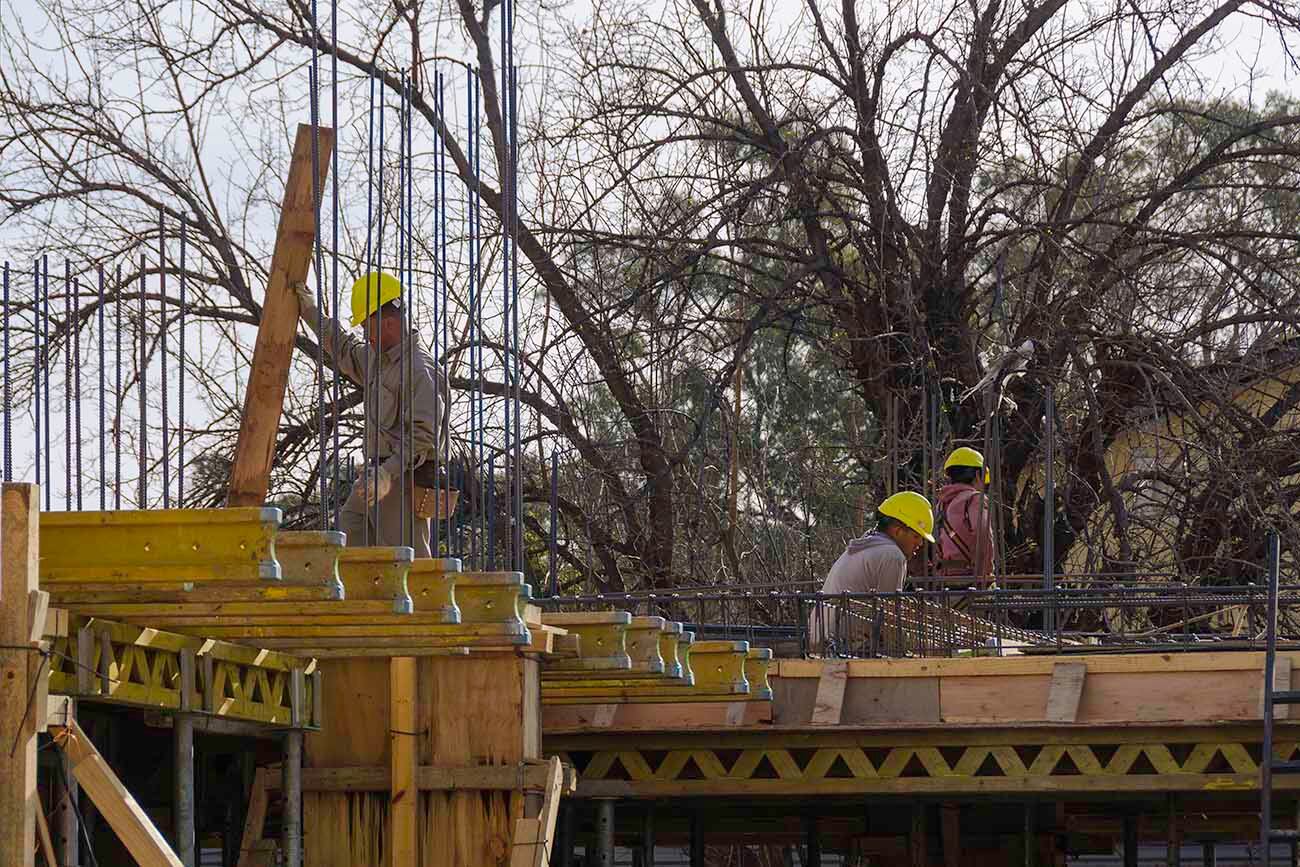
xmin=878 ymin=491 xmax=936 ymax=543
xmin=944 ymin=446 xmax=991 ymax=485
xmin=349 ymin=271 xmax=403 ymax=327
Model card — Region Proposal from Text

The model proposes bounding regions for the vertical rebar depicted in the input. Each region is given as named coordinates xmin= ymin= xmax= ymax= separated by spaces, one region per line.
xmin=549 ymin=450 xmax=558 ymax=596
xmin=178 ymin=218 xmax=186 ymax=503
xmin=43 ymin=256 xmax=51 ymax=509
xmin=397 ymin=70 xmax=407 ymax=549
xmin=487 ymin=454 xmax=496 ymax=569
xmin=115 ymin=265 xmax=122 ymax=509
xmin=159 ymin=213 xmax=170 ymax=508
xmin=1043 ymin=384 xmax=1056 ymax=635
xmin=73 ymin=278 xmax=83 ymax=511
xmin=309 ymin=54 xmax=327 ymax=527
xmin=139 ymin=255 xmax=147 ymax=508
xmin=32 ymin=260 xmax=40 ymax=491
xmin=1 ymin=261 xmax=8 ymax=481
xmin=1263 ymin=529 xmax=1281 ymax=865
xmin=98 ymin=266 xmax=105 ymax=509
xmin=330 ymin=0 xmax=340 ymax=529
xmin=373 ymin=75 xmax=385 ymax=542
xmin=64 ymin=260 xmax=72 ymax=509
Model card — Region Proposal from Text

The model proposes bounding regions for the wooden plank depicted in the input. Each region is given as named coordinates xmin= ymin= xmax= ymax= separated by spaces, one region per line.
xmin=235 ymin=769 xmax=270 ymax=867
xmin=509 ymin=756 xmax=564 ymax=867
xmin=1045 ymin=662 xmax=1087 ymax=723
xmin=1 ymin=483 xmax=40 ymax=867
xmin=810 ymin=660 xmax=849 ymax=725
xmin=775 ymin=652 xmax=1294 ymax=679
xmin=227 ymin=123 xmax=335 ymax=506
xmin=390 ymin=657 xmax=418 ymax=867
xmin=51 ymin=718 xmax=184 ymax=867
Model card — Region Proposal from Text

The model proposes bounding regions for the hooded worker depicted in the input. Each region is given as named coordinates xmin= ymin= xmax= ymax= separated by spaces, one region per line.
xmin=811 ymin=491 xmax=936 ymax=653
xmin=935 ymin=447 xmax=995 ymax=585
xmin=293 ymin=272 xmax=450 ymax=558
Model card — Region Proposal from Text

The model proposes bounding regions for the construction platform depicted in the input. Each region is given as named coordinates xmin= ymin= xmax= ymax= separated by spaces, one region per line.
xmin=3 ymin=489 xmax=1298 ymax=867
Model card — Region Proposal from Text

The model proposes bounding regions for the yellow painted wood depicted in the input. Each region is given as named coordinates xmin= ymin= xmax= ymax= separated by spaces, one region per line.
xmin=456 ymin=572 xmax=531 ymax=629
xmin=275 ymin=530 xmax=346 ymax=599
xmin=40 ymin=508 xmax=281 ymax=584
xmin=626 ymin=616 xmax=666 ymax=675
xmin=47 ymin=583 xmax=341 ymax=605
xmin=336 ymin=547 xmax=414 ymax=611
xmin=657 ymin=622 xmax=689 ymax=682
xmin=405 ymin=559 xmax=460 ymax=623
xmin=772 ymin=651 xmax=1299 ymax=680
xmin=686 ymin=640 xmax=750 ymax=694
xmin=542 ymin=612 xmax=631 ymax=674
xmin=745 ymin=648 xmax=774 ymax=701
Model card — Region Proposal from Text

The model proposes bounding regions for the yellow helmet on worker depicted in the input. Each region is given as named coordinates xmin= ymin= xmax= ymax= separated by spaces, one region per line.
xmin=877 ymin=491 xmax=936 ymax=543
xmin=943 ymin=446 xmax=990 ymax=485
xmin=350 ymin=271 xmax=403 ymax=327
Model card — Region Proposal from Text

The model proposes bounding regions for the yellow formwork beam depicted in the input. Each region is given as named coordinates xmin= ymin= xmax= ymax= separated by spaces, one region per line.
xmin=687 ymin=640 xmax=750 ymax=694
xmin=40 ymin=508 xmax=281 ymax=584
xmin=337 ymin=546 xmax=414 ymax=612
xmin=455 ymin=571 xmax=532 ymax=628
xmin=541 ymin=612 xmax=632 ymax=676
xmin=406 ymin=558 xmax=462 ymax=623
xmin=658 ymin=621 xmax=689 ymax=682
xmin=745 ymin=647 xmax=773 ymax=700
xmin=275 ymin=530 xmax=346 ymax=599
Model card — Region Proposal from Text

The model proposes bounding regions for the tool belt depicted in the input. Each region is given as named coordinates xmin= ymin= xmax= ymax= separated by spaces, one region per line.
xmin=411 ymin=461 xmax=459 ymax=520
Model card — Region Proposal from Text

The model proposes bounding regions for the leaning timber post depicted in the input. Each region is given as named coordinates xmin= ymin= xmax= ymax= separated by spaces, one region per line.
xmin=283 ymin=731 xmax=303 ymax=867
xmin=1 ymin=483 xmax=40 ymax=867
xmin=595 ymin=799 xmax=616 ymax=867
xmin=175 ymin=648 xmax=198 ymax=867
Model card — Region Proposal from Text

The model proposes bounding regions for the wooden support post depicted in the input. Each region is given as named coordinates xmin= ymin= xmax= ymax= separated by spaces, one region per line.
xmin=390 ymin=657 xmax=419 ymax=867
xmin=50 ymin=717 xmax=184 ymax=867
xmin=941 ymin=804 xmax=961 ymax=867
xmin=1 ymin=483 xmax=40 ymax=867
xmin=803 ymin=814 xmax=822 ymax=867
xmin=1123 ymin=814 xmax=1138 ymax=867
xmin=282 ymin=731 xmax=302 ymax=867
xmin=54 ymin=737 xmax=80 ymax=867
xmin=641 ymin=803 xmax=655 ymax=867
xmin=690 ymin=811 xmax=704 ymax=867
xmin=911 ymin=804 xmax=927 ymax=867
xmin=35 ymin=799 xmax=57 ymax=867
xmin=227 ymin=123 xmax=335 ymax=506
xmin=595 ymin=799 xmax=615 ymax=867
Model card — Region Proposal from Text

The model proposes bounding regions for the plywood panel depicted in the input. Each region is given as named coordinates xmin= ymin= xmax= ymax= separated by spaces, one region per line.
xmin=939 ymin=675 xmax=1052 ymax=723
xmin=842 ymin=677 xmax=941 ymax=724
xmin=306 ymin=659 xmax=390 ymax=767
xmin=772 ymin=676 xmax=819 ymax=725
xmin=1077 ymin=672 xmax=1256 ymax=723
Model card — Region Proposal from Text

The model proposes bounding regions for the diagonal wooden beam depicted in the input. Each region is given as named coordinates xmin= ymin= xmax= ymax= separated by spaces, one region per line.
xmin=228 ymin=124 xmax=335 ymax=507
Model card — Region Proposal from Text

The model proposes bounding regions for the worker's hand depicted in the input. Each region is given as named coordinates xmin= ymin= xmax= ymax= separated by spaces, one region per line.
xmin=363 ymin=465 xmax=394 ymax=506
xmin=292 ymin=281 xmax=319 ymax=324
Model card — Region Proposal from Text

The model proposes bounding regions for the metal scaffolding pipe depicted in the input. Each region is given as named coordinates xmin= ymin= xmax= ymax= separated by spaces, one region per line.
xmin=642 ymin=803 xmax=655 ymax=867
xmin=1124 ymin=815 xmax=1138 ymax=867
xmin=803 ymin=814 xmax=822 ymax=867
xmin=283 ymin=731 xmax=303 ymax=867
xmin=174 ymin=714 xmax=196 ymax=867
xmin=595 ymin=799 xmax=615 ymax=867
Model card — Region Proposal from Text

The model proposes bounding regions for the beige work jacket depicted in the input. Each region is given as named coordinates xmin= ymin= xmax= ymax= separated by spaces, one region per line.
xmin=308 ymin=317 xmax=450 ymax=478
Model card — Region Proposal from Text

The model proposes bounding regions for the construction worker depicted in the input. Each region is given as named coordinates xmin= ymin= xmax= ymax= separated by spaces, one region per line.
xmin=935 ymin=447 xmax=995 ymax=586
xmin=293 ymin=272 xmax=450 ymax=558
xmin=811 ymin=491 xmax=936 ymax=652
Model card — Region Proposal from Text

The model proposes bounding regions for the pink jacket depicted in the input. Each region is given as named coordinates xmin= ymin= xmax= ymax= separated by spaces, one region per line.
xmin=936 ymin=483 xmax=994 ymax=582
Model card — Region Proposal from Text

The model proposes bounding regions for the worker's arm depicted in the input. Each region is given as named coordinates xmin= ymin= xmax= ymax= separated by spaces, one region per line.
xmin=975 ymin=495 xmax=996 ymax=579
xmin=293 ymin=282 xmax=371 ymax=384
xmin=380 ymin=352 xmax=448 ymax=479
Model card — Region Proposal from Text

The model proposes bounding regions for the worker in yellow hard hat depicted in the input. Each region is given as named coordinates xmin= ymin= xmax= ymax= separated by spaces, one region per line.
xmin=935 ymin=447 xmax=995 ymax=585
xmin=293 ymin=272 xmax=450 ymax=557
xmin=810 ymin=491 xmax=936 ymax=653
